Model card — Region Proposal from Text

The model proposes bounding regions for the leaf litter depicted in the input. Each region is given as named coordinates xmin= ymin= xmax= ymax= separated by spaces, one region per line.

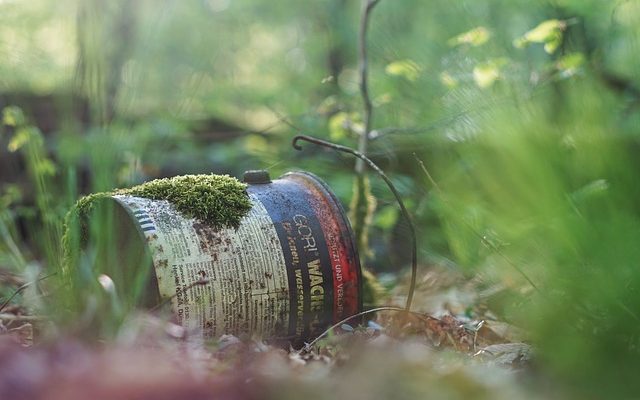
xmin=0 ymin=263 xmax=545 ymax=399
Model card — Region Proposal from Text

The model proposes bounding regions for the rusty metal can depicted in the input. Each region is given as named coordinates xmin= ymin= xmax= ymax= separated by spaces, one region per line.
xmin=105 ymin=170 xmax=361 ymax=343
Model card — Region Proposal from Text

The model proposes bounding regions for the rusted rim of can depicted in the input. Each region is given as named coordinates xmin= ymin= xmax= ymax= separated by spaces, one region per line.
xmin=280 ymin=170 xmax=363 ymax=316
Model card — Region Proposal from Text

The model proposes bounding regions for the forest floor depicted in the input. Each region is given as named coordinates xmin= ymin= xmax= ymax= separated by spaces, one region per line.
xmin=0 ymin=265 xmax=551 ymax=400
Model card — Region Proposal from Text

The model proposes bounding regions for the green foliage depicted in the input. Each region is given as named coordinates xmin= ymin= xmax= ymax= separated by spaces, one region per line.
xmin=448 ymin=26 xmax=491 ymax=47
xmin=2 ymin=107 xmax=60 ymax=270
xmin=2 ymin=106 xmax=26 ymax=127
xmin=472 ymin=58 xmax=509 ymax=89
xmin=513 ymin=19 xmax=567 ymax=53
xmin=373 ymin=205 xmax=399 ymax=231
xmin=385 ymin=59 xmax=422 ymax=82
xmin=2 ymin=0 xmax=640 ymax=397
xmin=555 ymin=52 xmax=585 ymax=77
xmin=434 ymin=79 xmax=640 ymax=396
xmin=328 ymin=111 xmax=362 ymax=141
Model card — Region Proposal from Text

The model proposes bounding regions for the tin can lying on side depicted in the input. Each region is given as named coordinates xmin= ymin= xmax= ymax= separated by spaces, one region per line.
xmin=104 ymin=170 xmax=361 ymax=343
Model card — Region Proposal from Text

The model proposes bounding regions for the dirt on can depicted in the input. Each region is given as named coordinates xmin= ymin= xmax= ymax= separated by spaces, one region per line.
xmin=103 ymin=170 xmax=361 ymax=344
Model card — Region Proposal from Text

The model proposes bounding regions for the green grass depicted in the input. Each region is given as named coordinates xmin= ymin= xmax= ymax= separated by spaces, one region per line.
xmin=2 ymin=1 xmax=640 ymax=397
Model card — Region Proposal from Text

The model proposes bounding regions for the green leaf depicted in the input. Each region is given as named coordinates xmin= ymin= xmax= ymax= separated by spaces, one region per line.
xmin=439 ymin=71 xmax=459 ymax=89
xmin=373 ymin=93 xmax=392 ymax=107
xmin=448 ymin=26 xmax=491 ymax=47
xmin=385 ymin=59 xmax=422 ymax=82
xmin=473 ymin=65 xmax=499 ymax=88
xmin=524 ymin=19 xmax=564 ymax=42
xmin=2 ymin=106 xmax=26 ymax=127
xmin=35 ymin=159 xmax=57 ymax=176
xmin=473 ymin=58 xmax=508 ymax=89
xmin=317 ymin=95 xmax=338 ymax=114
xmin=543 ymin=32 xmax=563 ymax=54
xmin=570 ymin=179 xmax=609 ymax=203
xmin=0 ymin=184 xmax=23 ymax=208
xmin=374 ymin=205 xmax=399 ymax=230
xmin=513 ymin=19 xmax=567 ymax=54
xmin=8 ymin=128 xmax=30 ymax=152
xmin=556 ymin=52 xmax=585 ymax=77
xmin=243 ymin=135 xmax=270 ymax=155
xmin=8 ymin=127 xmax=44 ymax=153
xmin=328 ymin=112 xmax=349 ymax=141
xmin=328 ymin=112 xmax=362 ymax=141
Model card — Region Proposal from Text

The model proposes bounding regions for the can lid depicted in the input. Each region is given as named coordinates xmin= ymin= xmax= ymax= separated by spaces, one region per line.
xmin=243 ymin=170 xmax=271 ymax=184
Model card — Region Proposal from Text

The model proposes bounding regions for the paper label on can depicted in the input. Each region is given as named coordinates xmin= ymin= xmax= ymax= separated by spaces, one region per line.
xmin=113 ymin=194 xmax=290 ymax=338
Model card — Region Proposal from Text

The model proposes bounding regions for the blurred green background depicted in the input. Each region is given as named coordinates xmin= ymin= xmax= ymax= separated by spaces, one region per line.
xmin=2 ymin=0 xmax=640 ymax=398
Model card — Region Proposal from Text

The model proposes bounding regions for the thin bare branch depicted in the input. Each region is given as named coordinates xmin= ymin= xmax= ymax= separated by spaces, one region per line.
xmin=355 ymin=0 xmax=381 ymax=173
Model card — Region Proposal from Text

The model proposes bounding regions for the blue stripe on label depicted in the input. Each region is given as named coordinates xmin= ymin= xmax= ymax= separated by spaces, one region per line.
xmin=247 ymin=182 xmax=334 ymax=343
xmin=142 ymin=226 xmax=156 ymax=232
xmin=137 ymin=219 xmax=153 ymax=225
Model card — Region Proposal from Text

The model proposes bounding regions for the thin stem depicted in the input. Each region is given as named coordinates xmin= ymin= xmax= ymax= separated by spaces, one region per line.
xmin=355 ymin=0 xmax=381 ymax=174
xmin=0 ymin=213 xmax=28 ymax=269
xmin=293 ymin=134 xmax=417 ymax=311
xmin=0 ymin=272 xmax=57 ymax=312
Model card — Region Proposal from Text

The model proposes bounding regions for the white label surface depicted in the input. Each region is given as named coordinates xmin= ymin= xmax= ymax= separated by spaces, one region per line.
xmin=113 ymin=194 xmax=290 ymax=338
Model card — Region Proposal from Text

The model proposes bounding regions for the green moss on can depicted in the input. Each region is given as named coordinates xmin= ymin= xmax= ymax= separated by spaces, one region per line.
xmin=62 ymin=174 xmax=252 ymax=274
xmin=76 ymin=174 xmax=252 ymax=230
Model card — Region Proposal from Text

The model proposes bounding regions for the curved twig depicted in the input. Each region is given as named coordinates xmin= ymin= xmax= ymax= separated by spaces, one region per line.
xmin=0 ymin=272 xmax=57 ymax=312
xmin=292 ymin=134 xmax=417 ymax=311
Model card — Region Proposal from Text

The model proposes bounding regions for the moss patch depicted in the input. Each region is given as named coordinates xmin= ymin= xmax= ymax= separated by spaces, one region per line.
xmin=75 ymin=174 xmax=252 ymax=230
xmin=62 ymin=174 xmax=252 ymax=273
